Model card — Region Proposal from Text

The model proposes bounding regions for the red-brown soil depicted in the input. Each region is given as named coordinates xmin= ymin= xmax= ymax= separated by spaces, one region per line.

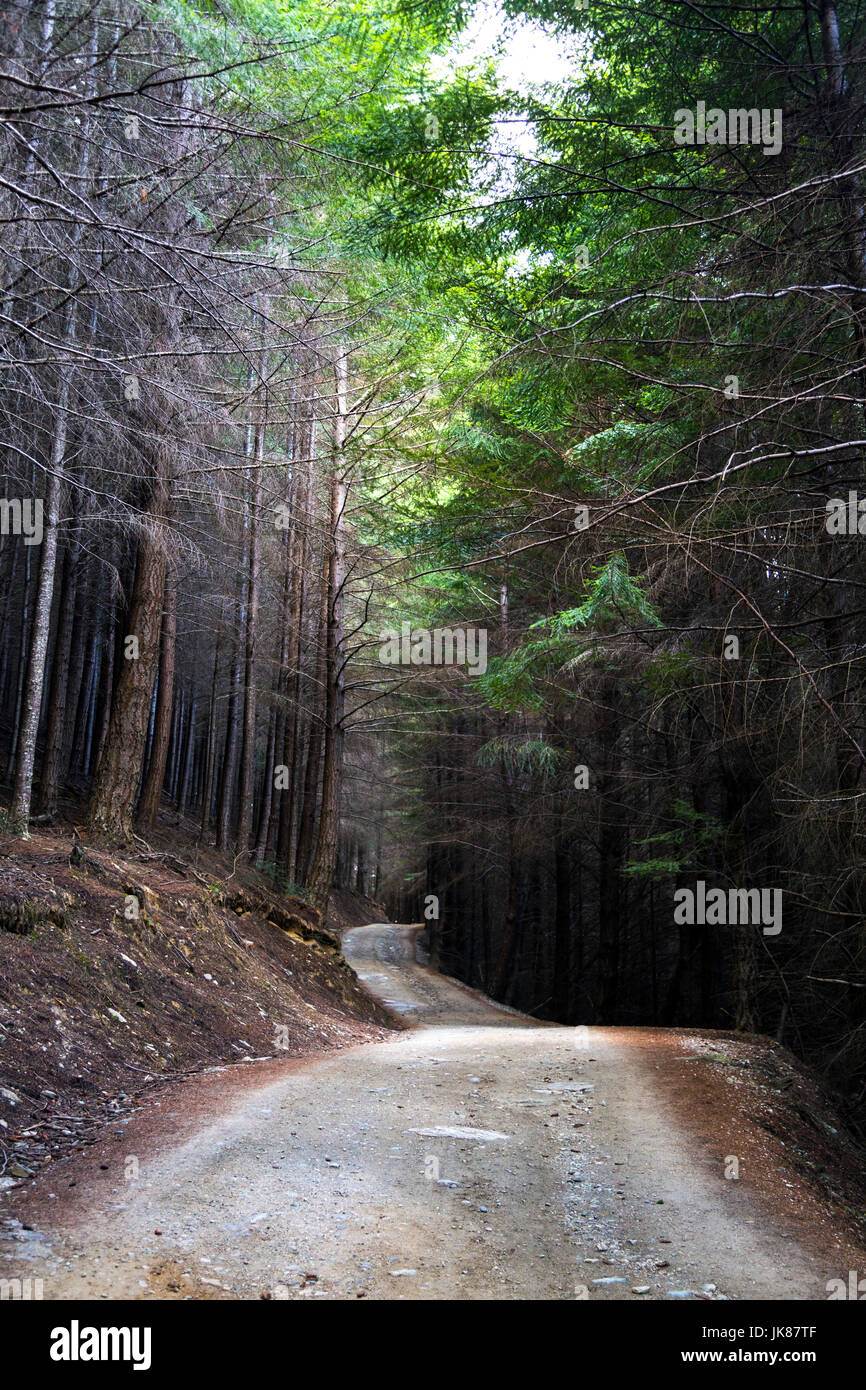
xmin=0 ymin=825 xmax=397 ymax=1191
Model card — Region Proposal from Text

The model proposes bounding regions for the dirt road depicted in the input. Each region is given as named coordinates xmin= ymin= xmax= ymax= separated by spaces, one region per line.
xmin=1 ymin=923 xmax=860 ymax=1300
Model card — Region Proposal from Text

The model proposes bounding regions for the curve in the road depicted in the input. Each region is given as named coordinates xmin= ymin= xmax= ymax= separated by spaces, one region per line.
xmin=2 ymin=921 xmax=863 ymax=1300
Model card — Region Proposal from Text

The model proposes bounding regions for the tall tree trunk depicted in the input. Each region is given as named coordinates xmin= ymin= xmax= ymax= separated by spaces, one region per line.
xmin=38 ymin=531 xmax=79 ymax=815
xmin=236 ymin=427 xmax=263 ymax=855
xmin=9 ymin=345 xmax=72 ymax=835
xmin=216 ymin=599 xmax=244 ymax=852
xmin=4 ymin=520 xmax=31 ymax=774
xmin=136 ymin=580 xmax=177 ymax=829
xmin=87 ymin=466 xmax=168 ymax=845
xmin=295 ymin=551 xmax=329 ymax=884
xmin=197 ymin=629 xmax=222 ymax=849
xmin=93 ymin=615 xmax=115 ymax=773
xmin=254 ymin=702 xmax=278 ymax=864
xmin=216 ymin=542 xmax=247 ymax=852
xmin=306 ymin=352 xmax=349 ymax=917
xmin=178 ymin=696 xmax=197 ymax=818
xmin=277 ymin=376 xmax=314 ymax=881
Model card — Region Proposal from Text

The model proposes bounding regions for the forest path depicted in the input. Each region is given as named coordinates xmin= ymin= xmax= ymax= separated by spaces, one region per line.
xmin=0 ymin=923 xmax=855 ymax=1300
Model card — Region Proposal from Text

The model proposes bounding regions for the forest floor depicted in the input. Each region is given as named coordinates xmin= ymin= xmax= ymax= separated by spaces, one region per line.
xmin=3 ymin=918 xmax=866 ymax=1300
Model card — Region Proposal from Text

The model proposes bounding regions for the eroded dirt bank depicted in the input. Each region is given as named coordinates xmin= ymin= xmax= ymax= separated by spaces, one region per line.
xmin=0 ymin=832 xmax=395 ymax=1186
xmin=2 ymin=922 xmax=865 ymax=1300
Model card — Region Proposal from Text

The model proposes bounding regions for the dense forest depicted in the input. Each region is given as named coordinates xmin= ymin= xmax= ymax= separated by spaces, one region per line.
xmin=3 ymin=0 xmax=866 ymax=1132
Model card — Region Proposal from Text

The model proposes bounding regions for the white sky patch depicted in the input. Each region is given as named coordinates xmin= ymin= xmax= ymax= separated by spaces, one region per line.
xmin=456 ymin=0 xmax=581 ymax=92
xmin=429 ymin=1 xmax=587 ymax=176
